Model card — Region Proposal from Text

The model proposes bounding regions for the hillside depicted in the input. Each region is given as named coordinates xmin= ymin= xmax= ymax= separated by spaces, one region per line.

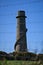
xmin=0 ymin=51 xmax=43 ymax=60
xmin=0 ymin=60 xmax=43 ymax=65
xmin=0 ymin=51 xmax=43 ymax=65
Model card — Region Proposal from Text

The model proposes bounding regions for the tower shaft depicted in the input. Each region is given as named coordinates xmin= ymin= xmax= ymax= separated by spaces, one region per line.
xmin=14 ymin=11 xmax=27 ymax=52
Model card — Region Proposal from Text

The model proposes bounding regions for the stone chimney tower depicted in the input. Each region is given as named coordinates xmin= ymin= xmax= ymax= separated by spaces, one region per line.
xmin=14 ymin=11 xmax=27 ymax=52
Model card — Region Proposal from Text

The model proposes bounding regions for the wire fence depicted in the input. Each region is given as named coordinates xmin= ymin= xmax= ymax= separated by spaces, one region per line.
xmin=0 ymin=0 xmax=43 ymax=53
xmin=0 ymin=0 xmax=43 ymax=7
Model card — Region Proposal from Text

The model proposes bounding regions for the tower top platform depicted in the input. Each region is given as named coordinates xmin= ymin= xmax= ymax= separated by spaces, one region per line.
xmin=16 ymin=11 xmax=27 ymax=18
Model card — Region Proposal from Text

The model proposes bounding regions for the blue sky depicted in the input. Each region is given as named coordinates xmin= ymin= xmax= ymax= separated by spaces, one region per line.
xmin=0 ymin=0 xmax=43 ymax=54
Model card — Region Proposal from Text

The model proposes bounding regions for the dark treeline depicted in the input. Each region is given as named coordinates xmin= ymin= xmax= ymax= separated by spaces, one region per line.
xmin=0 ymin=51 xmax=43 ymax=61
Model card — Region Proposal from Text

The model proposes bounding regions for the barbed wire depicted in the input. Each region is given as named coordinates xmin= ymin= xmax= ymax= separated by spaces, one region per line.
xmin=0 ymin=13 xmax=15 ymax=16
xmin=0 ymin=10 xmax=43 ymax=16
xmin=0 ymin=40 xmax=43 ymax=42
xmin=0 ymin=31 xmax=43 ymax=33
xmin=0 ymin=21 xmax=43 ymax=25
xmin=0 ymin=23 xmax=15 ymax=25
xmin=0 ymin=0 xmax=43 ymax=8
xmin=0 ymin=12 xmax=43 ymax=16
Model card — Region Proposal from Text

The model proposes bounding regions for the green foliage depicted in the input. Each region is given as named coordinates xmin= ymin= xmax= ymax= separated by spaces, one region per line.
xmin=0 ymin=60 xmax=7 ymax=65
xmin=13 ymin=52 xmax=36 ymax=60
xmin=0 ymin=60 xmax=43 ymax=65
xmin=0 ymin=51 xmax=43 ymax=60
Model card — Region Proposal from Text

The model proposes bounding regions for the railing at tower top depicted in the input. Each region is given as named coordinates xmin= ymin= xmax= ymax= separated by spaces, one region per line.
xmin=14 ymin=28 xmax=27 ymax=50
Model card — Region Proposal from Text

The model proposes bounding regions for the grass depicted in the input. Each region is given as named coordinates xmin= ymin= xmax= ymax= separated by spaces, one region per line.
xmin=0 ymin=60 xmax=43 ymax=65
